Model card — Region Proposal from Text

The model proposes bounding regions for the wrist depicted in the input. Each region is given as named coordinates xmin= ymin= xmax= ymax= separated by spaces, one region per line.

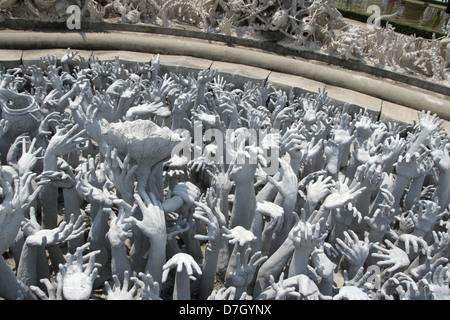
xmin=206 ymin=241 xmax=220 ymax=252
xmin=43 ymin=152 xmax=58 ymax=170
xmin=149 ymin=232 xmax=167 ymax=244
xmin=109 ymin=238 xmax=126 ymax=249
xmin=289 ymin=248 xmax=310 ymax=276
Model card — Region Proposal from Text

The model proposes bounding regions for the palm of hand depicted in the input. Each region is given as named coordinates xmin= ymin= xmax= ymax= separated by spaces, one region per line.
xmin=426 ymin=266 xmax=450 ymax=299
xmin=290 ymin=221 xmax=322 ymax=251
xmin=62 ymin=270 xmax=94 ymax=300
xmin=414 ymin=200 xmax=442 ymax=227
xmin=223 ymin=226 xmax=256 ymax=246
xmin=213 ymin=171 xmax=233 ymax=194
xmin=395 ymin=153 xmax=433 ymax=179
xmin=366 ymin=207 xmax=394 ymax=233
xmin=372 ymin=240 xmax=410 ymax=272
xmin=333 ymin=128 xmax=353 ymax=146
xmin=334 ymin=286 xmax=370 ymax=300
xmin=418 ymin=111 xmax=443 ymax=134
xmin=431 ymin=148 xmax=450 ymax=173
xmin=306 ymin=176 xmax=334 ymax=205
xmin=108 ymin=217 xmax=132 ymax=247
xmin=323 ymin=179 xmax=365 ymax=211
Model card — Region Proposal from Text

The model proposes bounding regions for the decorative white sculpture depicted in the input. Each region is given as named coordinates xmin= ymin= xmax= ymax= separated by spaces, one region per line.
xmin=1 ymin=0 xmax=449 ymax=84
xmin=0 ymin=50 xmax=449 ymax=301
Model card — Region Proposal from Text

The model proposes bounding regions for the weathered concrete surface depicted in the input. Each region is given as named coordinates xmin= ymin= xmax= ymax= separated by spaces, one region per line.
xmin=159 ymin=55 xmax=213 ymax=77
xmin=91 ymin=50 xmax=155 ymax=69
xmin=0 ymin=30 xmax=447 ymax=121
xmin=379 ymin=100 xmax=420 ymax=126
xmin=0 ymin=49 xmax=23 ymax=69
xmin=324 ymin=83 xmax=382 ymax=117
xmin=266 ymin=71 xmax=326 ymax=98
xmin=210 ymin=61 xmax=271 ymax=89
xmin=22 ymin=49 xmax=93 ymax=69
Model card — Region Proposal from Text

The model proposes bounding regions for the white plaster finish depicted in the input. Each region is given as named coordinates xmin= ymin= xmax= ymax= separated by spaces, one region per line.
xmin=209 ymin=61 xmax=271 ymax=89
xmin=158 ymin=54 xmax=213 ymax=77
xmin=22 ymin=49 xmax=94 ymax=69
xmin=379 ymin=100 xmax=422 ymax=127
xmin=266 ymin=71 xmax=327 ymax=98
xmin=0 ymin=31 xmax=447 ymax=121
xmin=0 ymin=49 xmax=23 ymax=69
xmin=324 ymin=84 xmax=382 ymax=117
xmin=91 ymin=50 xmax=156 ymax=68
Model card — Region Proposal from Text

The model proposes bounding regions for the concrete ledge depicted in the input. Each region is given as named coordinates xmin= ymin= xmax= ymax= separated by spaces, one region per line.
xmin=91 ymin=50 xmax=155 ymax=69
xmin=159 ymin=55 xmax=213 ymax=77
xmin=324 ymin=84 xmax=382 ymax=118
xmin=0 ymin=49 xmax=23 ymax=69
xmin=1 ymin=17 xmax=449 ymax=95
xmin=380 ymin=101 xmax=450 ymax=134
xmin=22 ymin=49 xmax=93 ymax=69
xmin=266 ymin=71 xmax=326 ymax=97
xmin=210 ymin=61 xmax=271 ymax=89
xmin=379 ymin=100 xmax=420 ymax=126
xmin=0 ymin=45 xmax=448 ymax=135
xmin=0 ymin=30 xmax=447 ymax=121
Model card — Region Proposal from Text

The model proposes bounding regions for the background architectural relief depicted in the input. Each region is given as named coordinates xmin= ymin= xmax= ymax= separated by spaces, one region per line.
xmin=1 ymin=0 xmax=449 ymax=85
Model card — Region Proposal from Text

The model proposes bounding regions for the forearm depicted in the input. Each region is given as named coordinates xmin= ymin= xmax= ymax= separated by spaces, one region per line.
xmin=173 ymin=271 xmax=191 ymax=300
xmin=198 ymin=245 xmax=220 ymax=299
xmin=354 ymin=190 xmax=372 ymax=219
xmin=253 ymin=237 xmax=295 ymax=297
xmin=269 ymin=197 xmax=296 ymax=254
xmin=39 ymin=185 xmax=59 ymax=230
xmin=304 ymin=199 xmax=318 ymax=218
xmin=41 ymin=152 xmax=59 ymax=229
xmin=195 ymin=84 xmax=206 ymax=108
xmin=0 ymin=256 xmax=20 ymax=300
xmin=390 ymin=174 xmax=410 ymax=211
xmin=40 ymin=151 xmax=60 ymax=226
xmin=16 ymin=244 xmax=38 ymax=288
xmin=435 ymin=171 xmax=450 ymax=209
xmin=348 ymin=264 xmax=363 ymax=280
xmin=318 ymin=275 xmax=334 ymax=296
xmin=289 ymin=156 xmax=302 ymax=177
xmin=261 ymin=225 xmax=275 ymax=257
xmin=368 ymin=228 xmax=387 ymax=245
xmin=404 ymin=175 xmax=426 ymax=210
xmin=182 ymin=224 xmax=203 ymax=262
xmin=88 ymin=207 xmax=109 ymax=250
xmin=338 ymin=142 xmax=352 ymax=169
xmin=325 ymin=154 xmax=339 ymax=180
xmin=145 ymin=237 xmax=167 ymax=284
xmin=171 ymin=112 xmax=183 ymax=131
xmin=117 ymin=97 xmax=132 ymax=120
xmin=229 ymin=181 xmax=256 ymax=229
xmin=162 ymin=196 xmax=184 ymax=213
xmin=62 ymin=187 xmax=84 ymax=249
xmin=58 ymin=87 xmax=79 ymax=111
xmin=217 ymin=188 xmax=230 ymax=224
xmin=256 ymin=171 xmax=281 ymax=203
xmin=16 ymin=243 xmax=49 ymax=288
xmin=234 ymin=285 xmax=247 ymax=300
xmin=328 ymin=222 xmax=346 ymax=247
xmin=110 ymin=244 xmax=132 ymax=280
xmin=250 ymin=213 xmax=264 ymax=254
xmin=288 ymin=248 xmax=310 ymax=277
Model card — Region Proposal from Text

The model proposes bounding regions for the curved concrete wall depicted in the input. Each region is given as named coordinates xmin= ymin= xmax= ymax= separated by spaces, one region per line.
xmin=0 ymin=29 xmax=448 ymax=133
